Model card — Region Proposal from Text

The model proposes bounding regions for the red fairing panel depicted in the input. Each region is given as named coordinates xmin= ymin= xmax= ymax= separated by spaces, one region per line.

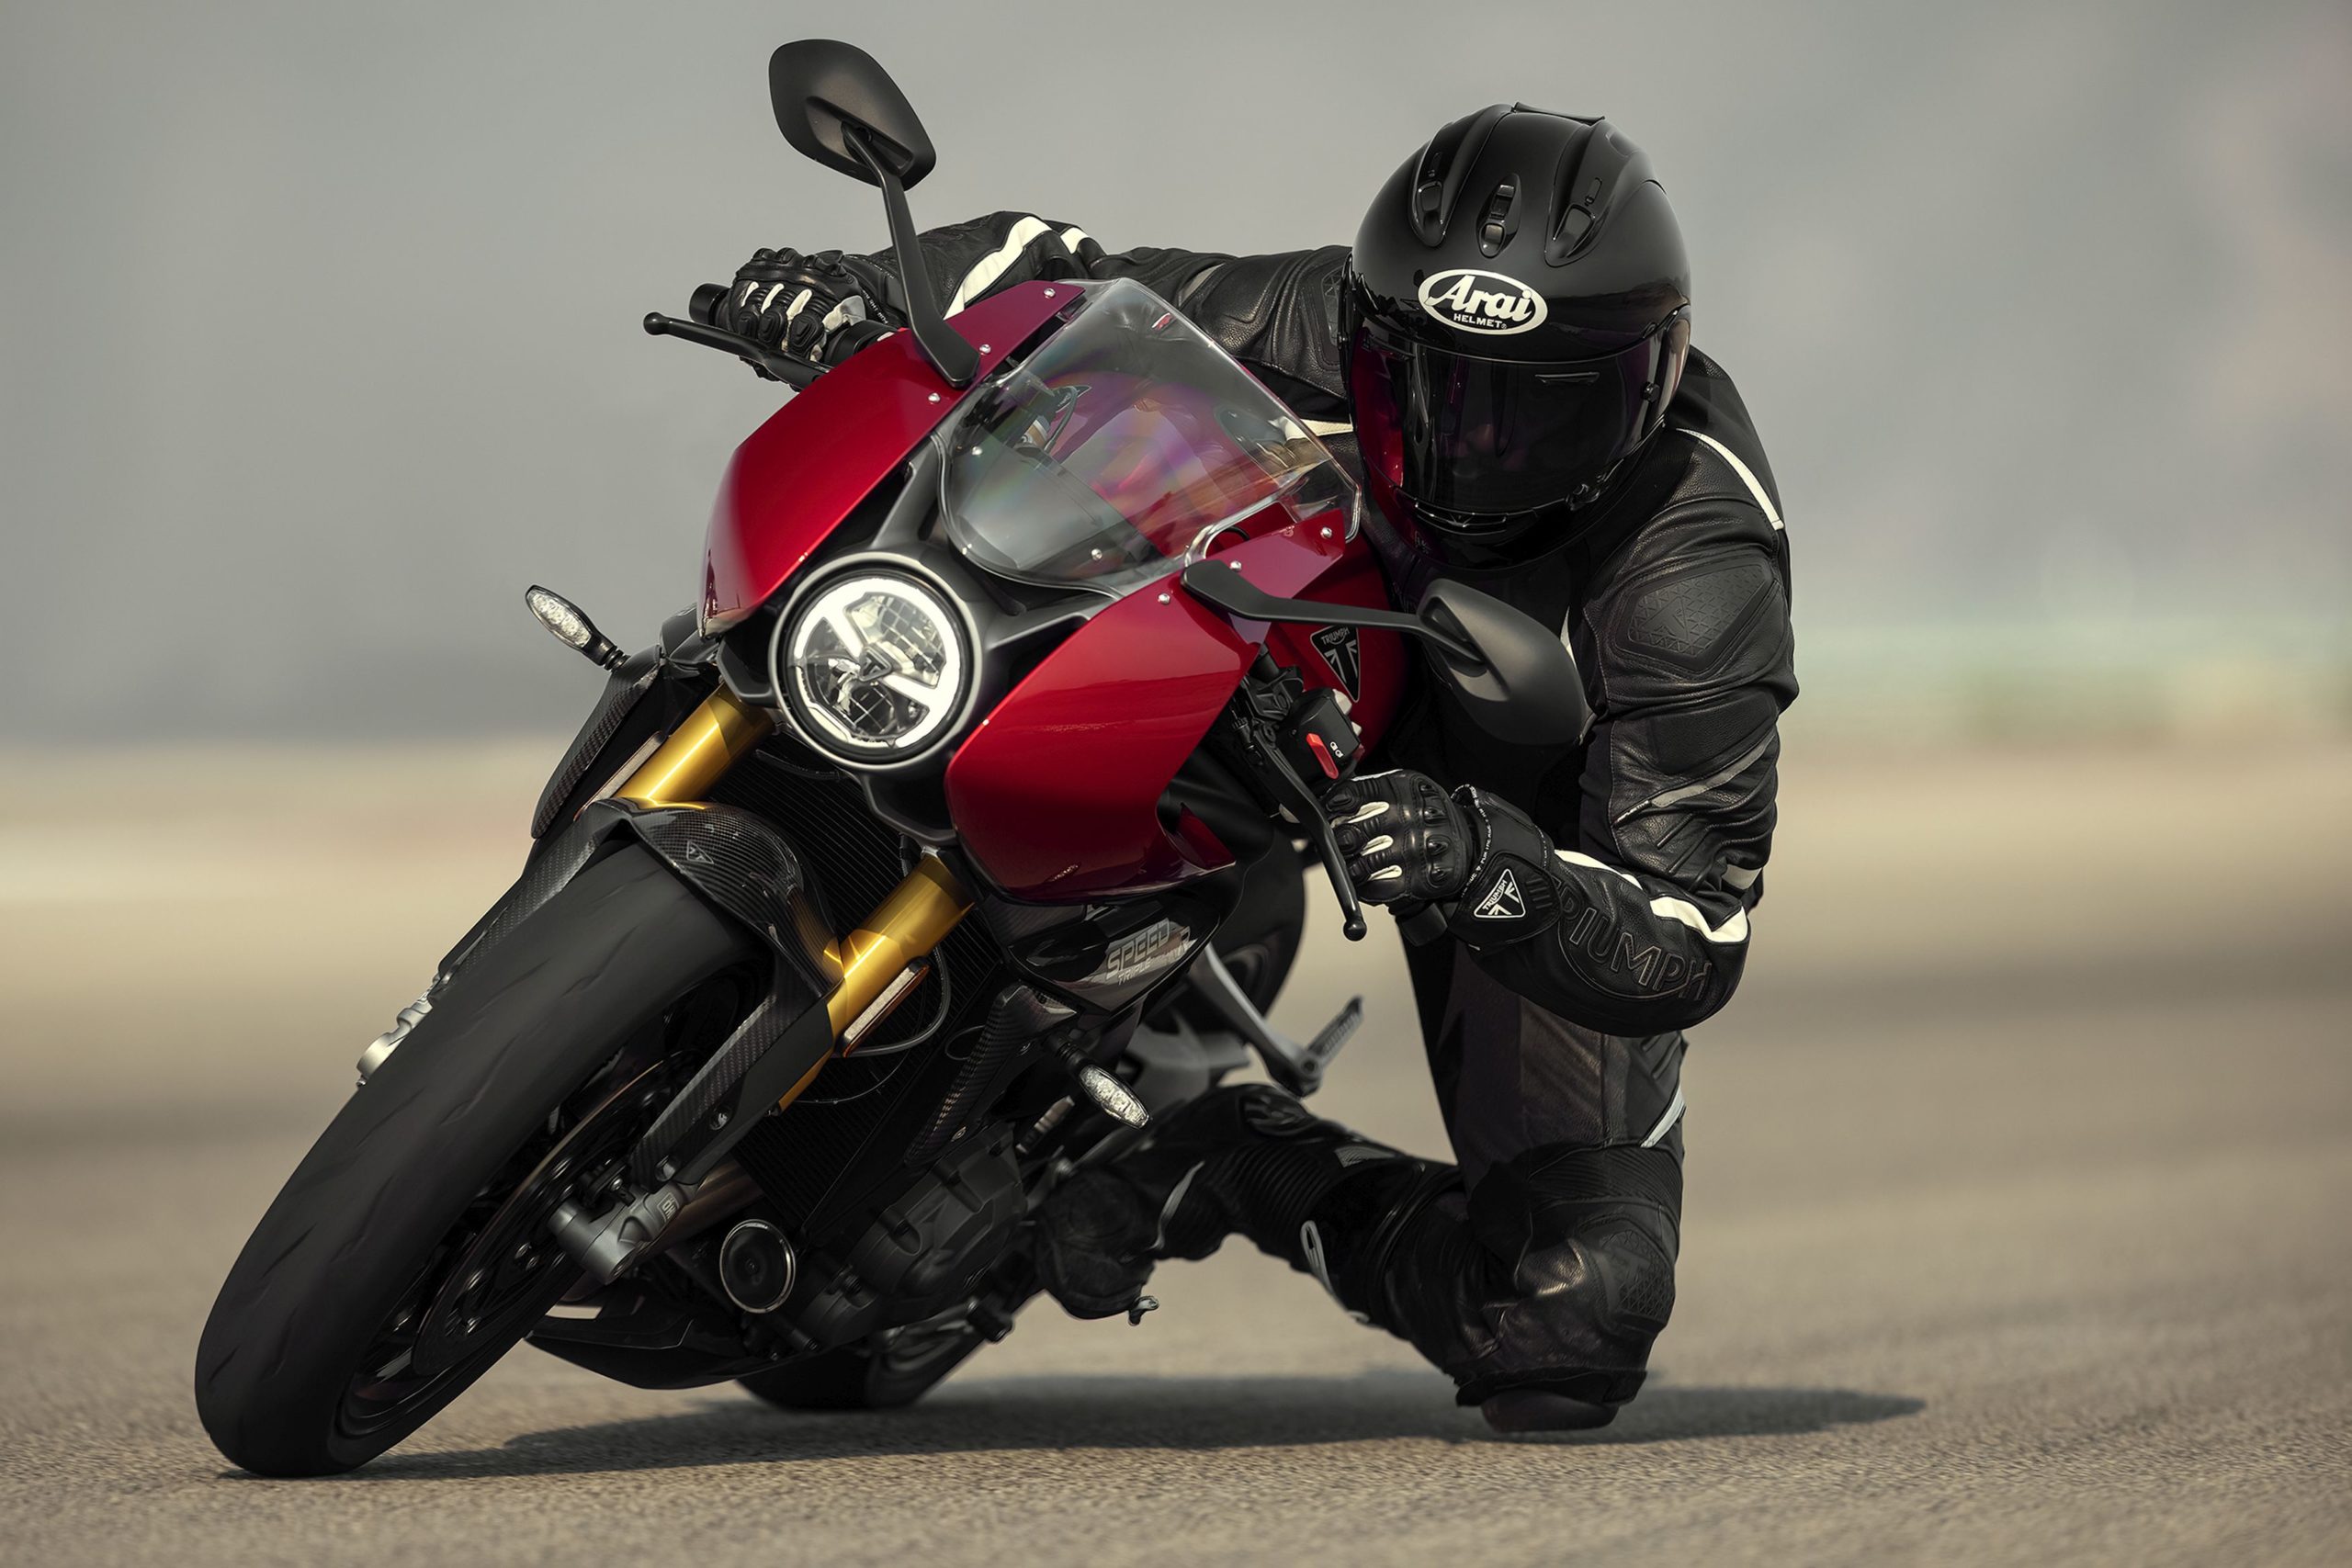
xmin=1263 ymin=544 xmax=1406 ymax=753
xmin=947 ymin=519 xmax=1398 ymax=902
xmin=700 ymin=283 xmax=1074 ymax=631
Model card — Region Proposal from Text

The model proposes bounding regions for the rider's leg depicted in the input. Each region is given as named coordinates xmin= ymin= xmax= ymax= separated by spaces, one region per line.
xmin=1035 ymin=938 xmax=1688 ymax=1430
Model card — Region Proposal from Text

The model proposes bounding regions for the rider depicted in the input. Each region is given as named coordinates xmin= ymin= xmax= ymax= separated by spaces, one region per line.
xmin=713 ymin=106 xmax=1796 ymax=1432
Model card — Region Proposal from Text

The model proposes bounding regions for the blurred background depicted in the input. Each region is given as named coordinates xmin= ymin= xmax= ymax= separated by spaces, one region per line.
xmin=2 ymin=2 xmax=2346 ymax=1562
xmin=4 ymin=0 xmax=2347 ymax=740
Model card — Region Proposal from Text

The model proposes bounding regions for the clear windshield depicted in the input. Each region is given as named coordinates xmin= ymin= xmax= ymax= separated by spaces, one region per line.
xmin=939 ymin=279 xmax=1356 ymax=595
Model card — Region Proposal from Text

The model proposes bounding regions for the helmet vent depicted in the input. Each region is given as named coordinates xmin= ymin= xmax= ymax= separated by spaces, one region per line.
xmin=1477 ymin=182 xmax=1521 ymax=258
xmin=1545 ymin=119 xmax=1641 ymax=265
xmin=1408 ymin=104 xmax=1512 ymax=246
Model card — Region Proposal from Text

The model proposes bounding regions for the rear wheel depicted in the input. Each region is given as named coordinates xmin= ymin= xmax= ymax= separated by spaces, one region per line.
xmin=194 ymin=846 xmax=761 ymax=1476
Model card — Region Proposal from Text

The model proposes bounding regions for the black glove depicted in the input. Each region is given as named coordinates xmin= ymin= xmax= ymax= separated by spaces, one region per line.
xmin=1325 ymin=769 xmax=1473 ymax=906
xmin=1328 ymin=773 xmax=1566 ymax=942
xmin=714 ymin=247 xmax=888 ymax=365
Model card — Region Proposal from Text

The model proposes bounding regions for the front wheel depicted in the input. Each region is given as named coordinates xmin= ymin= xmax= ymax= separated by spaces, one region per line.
xmin=194 ymin=846 xmax=760 ymax=1476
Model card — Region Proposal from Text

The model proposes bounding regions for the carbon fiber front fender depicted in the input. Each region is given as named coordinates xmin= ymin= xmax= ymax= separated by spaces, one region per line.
xmin=437 ymin=797 xmax=832 ymax=1003
xmin=434 ymin=796 xmax=844 ymax=1190
xmin=607 ymin=800 xmax=834 ymax=998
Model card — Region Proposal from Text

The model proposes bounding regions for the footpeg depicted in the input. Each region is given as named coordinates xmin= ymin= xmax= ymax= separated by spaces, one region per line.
xmin=1126 ymin=1294 xmax=1159 ymax=1325
xmin=1188 ymin=947 xmax=1359 ymax=1097
xmin=1298 ymin=998 xmax=1362 ymax=1087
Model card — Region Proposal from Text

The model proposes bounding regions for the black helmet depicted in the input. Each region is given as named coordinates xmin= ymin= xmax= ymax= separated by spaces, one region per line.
xmin=1345 ymin=106 xmax=1691 ymax=556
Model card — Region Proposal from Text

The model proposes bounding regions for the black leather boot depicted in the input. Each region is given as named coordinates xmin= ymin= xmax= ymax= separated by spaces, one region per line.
xmin=1032 ymin=1084 xmax=1448 ymax=1320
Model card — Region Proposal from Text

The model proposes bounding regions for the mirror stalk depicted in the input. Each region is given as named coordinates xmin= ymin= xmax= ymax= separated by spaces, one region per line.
xmin=1177 ymin=561 xmax=1481 ymax=666
xmin=843 ymin=126 xmax=978 ymax=389
xmin=1180 ymin=561 xmax=1590 ymax=746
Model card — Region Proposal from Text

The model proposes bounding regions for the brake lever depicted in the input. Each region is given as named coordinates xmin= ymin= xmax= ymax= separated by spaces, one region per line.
xmin=1221 ymin=699 xmax=1366 ymax=942
xmin=642 ymin=311 xmax=821 ymax=389
xmin=1271 ymin=750 xmax=1368 ymax=942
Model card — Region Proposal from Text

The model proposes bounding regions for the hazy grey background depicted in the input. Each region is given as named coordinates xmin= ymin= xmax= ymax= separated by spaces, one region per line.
xmin=3 ymin=0 xmax=2347 ymax=739
xmin=5 ymin=6 xmax=2350 ymax=1550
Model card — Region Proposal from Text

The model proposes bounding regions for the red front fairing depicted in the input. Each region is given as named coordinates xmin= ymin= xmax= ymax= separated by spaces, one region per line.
xmin=700 ymin=283 xmax=1073 ymax=631
xmin=945 ymin=519 xmax=1403 ymax=903
xmin=703 ymin=274 xmax=1406 ymax=907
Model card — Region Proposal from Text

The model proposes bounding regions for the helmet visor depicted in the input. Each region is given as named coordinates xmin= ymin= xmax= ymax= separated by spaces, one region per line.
xmin=1347 ymin=319 xmax=1677 ymax=520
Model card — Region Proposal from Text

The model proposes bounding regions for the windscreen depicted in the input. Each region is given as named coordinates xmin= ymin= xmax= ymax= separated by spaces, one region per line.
xmin=939 ymin=279 xmax=1355 ymax=595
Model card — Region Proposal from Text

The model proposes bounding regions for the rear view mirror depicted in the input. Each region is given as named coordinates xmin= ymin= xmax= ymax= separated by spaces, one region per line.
xmin=1416 ymin=581 xmax=1589 ymax=746
xmin=1175 ymin=563 xmax=1590 ymax=747
xmin=769 ymin=39 xmax=936 ymax=187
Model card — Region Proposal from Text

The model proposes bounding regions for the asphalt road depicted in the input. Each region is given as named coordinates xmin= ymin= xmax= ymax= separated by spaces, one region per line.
xmin=3 ymin=739 xmax=2348 ymax=1566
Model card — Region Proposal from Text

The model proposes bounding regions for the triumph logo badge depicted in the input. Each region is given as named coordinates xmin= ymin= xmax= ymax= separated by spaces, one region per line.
xmin=1418 ymin=268 xmax=1548 ymax=336
xmin=1472 ymin=868 xmax=1526 ymax=921
xmin=1310 ymin=625 xmax=1362 ymax=698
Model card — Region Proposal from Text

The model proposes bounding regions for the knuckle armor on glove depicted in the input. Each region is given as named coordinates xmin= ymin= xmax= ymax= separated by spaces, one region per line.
xmin=1327 ymin=770 xmax=1471 ymax=905
xmin=716 ymin=247 xmax=875 ymax=362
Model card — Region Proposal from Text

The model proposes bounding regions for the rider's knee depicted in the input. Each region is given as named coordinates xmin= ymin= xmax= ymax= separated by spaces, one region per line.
xmin=1454 ymin=1144 xmax=1683 ymax=1406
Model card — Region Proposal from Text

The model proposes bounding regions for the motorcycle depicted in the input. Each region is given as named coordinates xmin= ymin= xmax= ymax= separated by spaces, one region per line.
xmin=195 ymin=39 xmax=1584 ymax=1476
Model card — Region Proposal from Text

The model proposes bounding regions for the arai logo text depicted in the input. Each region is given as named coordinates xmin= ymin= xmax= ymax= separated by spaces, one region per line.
xmin=1418 ymin=269 xmax=1547 ymax=335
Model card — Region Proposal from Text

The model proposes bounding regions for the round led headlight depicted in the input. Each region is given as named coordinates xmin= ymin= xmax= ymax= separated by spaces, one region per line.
xmin=774 ymin=570 xmax=970 ymax=761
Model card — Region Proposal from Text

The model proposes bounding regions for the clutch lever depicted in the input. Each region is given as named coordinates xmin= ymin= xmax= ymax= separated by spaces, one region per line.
xmin=643 ymin=311 xmax=821 ymax=389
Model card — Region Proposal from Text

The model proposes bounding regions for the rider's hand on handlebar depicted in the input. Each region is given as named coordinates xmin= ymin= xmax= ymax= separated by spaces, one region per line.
xmin=714 ymin=247 xmax=887 ymax=373
xmin=1324 ymin=769 xmax=1474 ymax=907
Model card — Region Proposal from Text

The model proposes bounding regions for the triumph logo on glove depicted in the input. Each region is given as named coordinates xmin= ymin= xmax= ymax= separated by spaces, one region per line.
xmin=1418 ymin=268 xmax=1548 ymax=335
xmin=1471 ymin=868 xmax=1526 ymax=921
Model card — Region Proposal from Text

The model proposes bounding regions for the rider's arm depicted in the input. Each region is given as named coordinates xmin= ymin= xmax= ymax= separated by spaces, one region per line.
xmin=858 ymin=212 xmax=1354 ymax=422
xmin=1445 ymin=492 xmax=1796 ymax=1037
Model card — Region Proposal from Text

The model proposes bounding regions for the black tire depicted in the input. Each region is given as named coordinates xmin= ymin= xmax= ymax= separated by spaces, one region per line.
xmin=195 ymin=846 xmax=759 ymax=1476
xmin=738 ymin=1306 xmax=989 ymax=1412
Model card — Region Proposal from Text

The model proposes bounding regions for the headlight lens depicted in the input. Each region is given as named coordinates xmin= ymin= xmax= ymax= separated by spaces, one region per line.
xmin=778 ymin=571 xmax=968 ymax=760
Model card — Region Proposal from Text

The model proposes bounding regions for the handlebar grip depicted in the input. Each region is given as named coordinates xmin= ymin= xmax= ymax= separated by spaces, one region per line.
xmin=1396 ymin=902 xmax=1449 ymax=947
xmin=688 ymin=282 xmax=728 ymax=326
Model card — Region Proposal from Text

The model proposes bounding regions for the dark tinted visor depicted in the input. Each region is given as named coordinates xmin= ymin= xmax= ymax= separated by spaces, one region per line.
xmin=1348 ymin=320 xmax=1673 ymax=519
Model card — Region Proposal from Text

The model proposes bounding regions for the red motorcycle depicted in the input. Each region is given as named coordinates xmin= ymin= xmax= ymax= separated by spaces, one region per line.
xmin=196 ymin=39 xmax=1581 ymax=1476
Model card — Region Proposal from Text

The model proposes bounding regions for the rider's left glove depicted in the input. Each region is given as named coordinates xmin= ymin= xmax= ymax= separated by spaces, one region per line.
xmin=715 ymin=247 xmax=889 ymax=367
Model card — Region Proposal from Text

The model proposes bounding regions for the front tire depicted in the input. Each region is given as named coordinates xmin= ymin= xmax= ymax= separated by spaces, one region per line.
xmin=195 ymin=845 xmax=759 ymax=1476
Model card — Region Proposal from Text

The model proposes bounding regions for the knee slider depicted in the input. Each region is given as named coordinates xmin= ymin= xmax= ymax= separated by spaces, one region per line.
xmin=1567 ymin=1213 xmax=1677 ymax=1337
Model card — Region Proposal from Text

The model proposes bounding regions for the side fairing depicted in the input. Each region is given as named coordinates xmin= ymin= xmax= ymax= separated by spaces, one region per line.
xmin=944 ymin=519 xmax=1400 ymax=903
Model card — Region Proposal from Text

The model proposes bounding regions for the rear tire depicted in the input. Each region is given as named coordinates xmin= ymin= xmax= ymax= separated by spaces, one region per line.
xmin=194 ymin=846 xmax=759 ymax=1476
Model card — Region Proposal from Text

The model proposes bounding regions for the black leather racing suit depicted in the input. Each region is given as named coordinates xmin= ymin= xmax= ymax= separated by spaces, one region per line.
xmin=854 ymin=213 xmax=1797 ymax=1410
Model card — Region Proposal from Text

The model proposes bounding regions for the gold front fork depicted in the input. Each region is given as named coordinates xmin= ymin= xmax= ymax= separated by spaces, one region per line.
xmin=613 ymin=686 xmax=976 ymax=1110
xmin=616 ymin=685 xmax=775 ymax=807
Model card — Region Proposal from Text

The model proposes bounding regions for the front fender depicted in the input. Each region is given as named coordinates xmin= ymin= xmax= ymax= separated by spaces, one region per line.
xmin=437 ymin=797 xmax=843 ymax=1190
xmin=613 ymin=801 xmax=834 ymax=998
xmin=437 ymin=796 xmax=833 ymax=1008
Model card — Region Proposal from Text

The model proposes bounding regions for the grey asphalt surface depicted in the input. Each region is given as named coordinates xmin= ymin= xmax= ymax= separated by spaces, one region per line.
xmin=2 ymin=741 xmax=2348 ymax=1566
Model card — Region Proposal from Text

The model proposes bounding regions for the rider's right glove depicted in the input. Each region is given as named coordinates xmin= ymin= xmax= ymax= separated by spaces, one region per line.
xmin=714 ymin=247 xmax=893 ymax=369
xmin=1326 ymin=771 xmax=1564 ymax=942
